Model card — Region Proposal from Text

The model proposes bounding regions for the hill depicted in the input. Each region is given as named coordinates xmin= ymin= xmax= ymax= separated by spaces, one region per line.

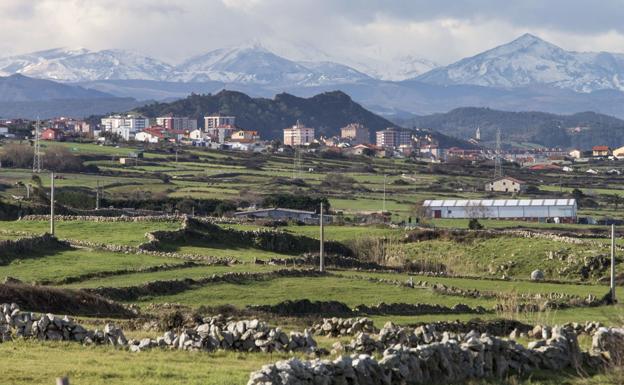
xmin=398 ymin=107 xmax=624 ymax=149
xmin=136 ymin=90 xmax=395 ymax=139
xmin=0 ymin=74 xmax=112 ymax=102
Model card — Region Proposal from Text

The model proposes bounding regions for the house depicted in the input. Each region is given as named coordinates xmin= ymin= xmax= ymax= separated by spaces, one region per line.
xmin=135 ymin=127 xmax=165 ymax=143
xmin=41 ymin=128 xmax=64 ymax=141
xmin=189 ymin=129 xmax=209 ymax=141
xmin=233 ymin=208 xmax=320 ymax=223
xmin=568 ymin=149 xmax=582 ymax=159
xmin=592 ymin=145 xmax=611 ymax=157
xmin=586 ymin=168 xmax=599 ymax=175
xmin=484 ymin=176 xmax=526 ymax=193
xmin=230 ymin=130 xmax=259 ymax=142
xmin=422 ymin=199 xmax=577 ymax=222
xmin=606 ymin=169 xmax=621 ymax=175
xmin=612 ymin=145 xmax=624 ymax=159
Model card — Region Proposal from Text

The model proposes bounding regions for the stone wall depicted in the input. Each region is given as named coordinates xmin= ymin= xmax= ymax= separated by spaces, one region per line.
xmin=0 ymin=234 xmax=69 ymax=265
xmin=86 ymin=269 xmax=327 ymax=302
xmin=0 ymin=303 xmax=318 ymax=355
xmin=248 ymin=325 xmax=624 ymax=385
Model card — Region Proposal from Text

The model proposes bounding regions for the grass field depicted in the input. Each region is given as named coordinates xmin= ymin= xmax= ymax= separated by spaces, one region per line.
xmin=2 ymin=142 xmax=624 ymax=384
xmin=0 ymin=248 xmax=178 ymax=283
xmin=0 ymin=220 xmax=181 ymax=246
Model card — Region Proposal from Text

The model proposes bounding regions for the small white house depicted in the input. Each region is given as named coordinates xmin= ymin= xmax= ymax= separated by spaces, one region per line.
xmin=484 ymin=176 xmax=526 ymax=193
xmin=586 ymin=169 xmax=599 ymax=175
xmin=135 ymin=131 xmax=161 ymax=143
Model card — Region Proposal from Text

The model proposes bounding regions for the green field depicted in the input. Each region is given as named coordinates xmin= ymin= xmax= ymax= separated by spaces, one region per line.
xmin=1 ymin=141 xmax=624 ymax=384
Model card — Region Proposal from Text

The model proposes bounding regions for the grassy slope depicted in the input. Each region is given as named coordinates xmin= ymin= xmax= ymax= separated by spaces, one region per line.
xmin=0 ymin=220 xmax=181 ymax=246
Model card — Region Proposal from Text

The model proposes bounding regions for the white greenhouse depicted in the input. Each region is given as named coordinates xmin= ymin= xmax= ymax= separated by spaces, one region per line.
xmin=422 ymin=199 xmax=577 ymax=222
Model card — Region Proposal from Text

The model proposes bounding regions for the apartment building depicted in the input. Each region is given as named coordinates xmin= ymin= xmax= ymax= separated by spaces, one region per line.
xmin=204 ymin=115 xmax=236 ymax=130
xmin=283 ymin=121 xmax=315 ymax=146
xmin=340 ymin=123 xmax=370 ymax=145
xmin=156 ymin=115 xmax=197 ymax=130
xmin=375 ymin=127 xmax=411 ymax=148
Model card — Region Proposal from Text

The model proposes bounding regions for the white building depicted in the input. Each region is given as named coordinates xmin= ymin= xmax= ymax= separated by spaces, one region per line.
xmin=204 ymin=115 xmax=235 ymax=130
xmin=422 ymin=199 xmax=577 ymax=221
xmin=484 ymin=177 xmax=526 ymax=193
xmin=101 ymin=115 xmax=150 ymax=140
xmin=283 ymin=121 xmax=315 ymax=146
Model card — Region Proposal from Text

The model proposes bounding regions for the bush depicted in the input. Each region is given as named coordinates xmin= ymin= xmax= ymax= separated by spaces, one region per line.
xmin=43 ymin=145 xmax=85 ymax=172
xmin=0 ymin=143 xmax=34 ymax=168
xmin=468 ymin=218 xmax=483 ymax=230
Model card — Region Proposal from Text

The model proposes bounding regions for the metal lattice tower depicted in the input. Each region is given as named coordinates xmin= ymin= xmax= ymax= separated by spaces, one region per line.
xmin=32 ymin=118 xmax=42 ymax=173
xmin=292 ymin=148 xmax=303 ymax=179
xmin=494 ymin=128 xmax=503 ymax=178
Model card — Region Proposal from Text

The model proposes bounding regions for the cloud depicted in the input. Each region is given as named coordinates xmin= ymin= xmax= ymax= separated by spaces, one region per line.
xmin=0 ymin=0 xmax=623 ymax=65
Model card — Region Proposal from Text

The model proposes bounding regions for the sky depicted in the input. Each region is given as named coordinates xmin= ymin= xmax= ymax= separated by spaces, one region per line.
xmin=1 ymin=0 xmax=624 ymax=65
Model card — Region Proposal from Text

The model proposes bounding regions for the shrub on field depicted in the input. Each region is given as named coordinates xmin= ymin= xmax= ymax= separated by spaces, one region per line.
xmin=468 ymin=218 xmax=484 ymax=230
xmin=43 ymin=145 xmax=88 ymax=172
xmin=320 ymin=173 xmax=357 ymax=191
xmin=0 ymin=143 xmax=34 ymax=168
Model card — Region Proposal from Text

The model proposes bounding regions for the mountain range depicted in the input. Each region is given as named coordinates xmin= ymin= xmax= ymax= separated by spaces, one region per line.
xmin=4 ymin=33 xmax=624 ymax=135
xmin=396 ymin=107 xmax=624 ymax=150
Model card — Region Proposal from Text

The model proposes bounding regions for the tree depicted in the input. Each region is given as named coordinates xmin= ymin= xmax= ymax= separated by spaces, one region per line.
xmin=0 ymin=143 xmax=34 ymax=168
xmin=43 ymin=145 xmax=84 ymax=172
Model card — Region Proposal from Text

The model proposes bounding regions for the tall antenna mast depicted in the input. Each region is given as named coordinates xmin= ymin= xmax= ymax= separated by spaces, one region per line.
xmin=33 ymin=118 xmax=42 ymax=173
xmin=494 ymin=128 xmax=503 ymax=178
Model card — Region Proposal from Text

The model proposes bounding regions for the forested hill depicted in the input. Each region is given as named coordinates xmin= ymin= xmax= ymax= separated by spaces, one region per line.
xmin=398 ymin=107 xmax=624 ymax=149
xmin=135 ymin=90 xmax=395 ymax=140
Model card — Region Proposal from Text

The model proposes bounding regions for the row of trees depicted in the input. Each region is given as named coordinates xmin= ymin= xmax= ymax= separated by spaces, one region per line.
xmin=0 ymin=143 xmax=86 ymax=172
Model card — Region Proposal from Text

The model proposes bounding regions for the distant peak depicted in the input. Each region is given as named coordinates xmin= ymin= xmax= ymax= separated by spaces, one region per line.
xmin=509 ymin=33 xmax=549 ymax=46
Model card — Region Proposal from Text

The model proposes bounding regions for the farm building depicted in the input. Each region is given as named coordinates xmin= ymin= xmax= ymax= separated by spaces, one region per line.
xmin=422 ymin=199 xmax=577 ymax=222
xmin=484 ymin=176 xmax=526 ymax=193
xmin=233 ymin=208 xmax=321 ymax=223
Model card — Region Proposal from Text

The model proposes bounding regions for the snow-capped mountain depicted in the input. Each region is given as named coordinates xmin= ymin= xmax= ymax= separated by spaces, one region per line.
xmin=0 ymin=48 xmax=173 ymax=81
xmin=348 ymin=55 xmax=439 ymax=81
xmin=416 ymin=33 xmax=624 ymax=93
xmin=171 ymin=44 xmax=370 ymax=85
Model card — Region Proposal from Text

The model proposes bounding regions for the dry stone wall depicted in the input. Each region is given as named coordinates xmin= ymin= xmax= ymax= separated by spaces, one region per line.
xmin=248 ymin=325 xmax=624 ymax=385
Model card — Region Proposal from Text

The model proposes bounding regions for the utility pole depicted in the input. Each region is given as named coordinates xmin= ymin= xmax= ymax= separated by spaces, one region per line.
xmin=319 ymin=202 xmax=324 ymax=273
xmin=383 ymin=174 xmax=387 ymax=213
xmin=610 ymin=224 xmax=617 ymax=303
xmin=50 ymin=172 xmax=55 ymax=235
xmin=95 ymin=180 xmax=100 ymax=210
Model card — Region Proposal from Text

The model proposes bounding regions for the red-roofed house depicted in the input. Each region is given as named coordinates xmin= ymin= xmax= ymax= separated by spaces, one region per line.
xmin=41 ymin=128 xmax=64 ymax=141
xmin=592 ymin=145 xmax=611 ymax=157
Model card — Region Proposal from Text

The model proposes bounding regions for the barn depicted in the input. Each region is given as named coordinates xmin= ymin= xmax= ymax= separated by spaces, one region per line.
xmin=422 ymin=199 xmax=577 ymax=222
